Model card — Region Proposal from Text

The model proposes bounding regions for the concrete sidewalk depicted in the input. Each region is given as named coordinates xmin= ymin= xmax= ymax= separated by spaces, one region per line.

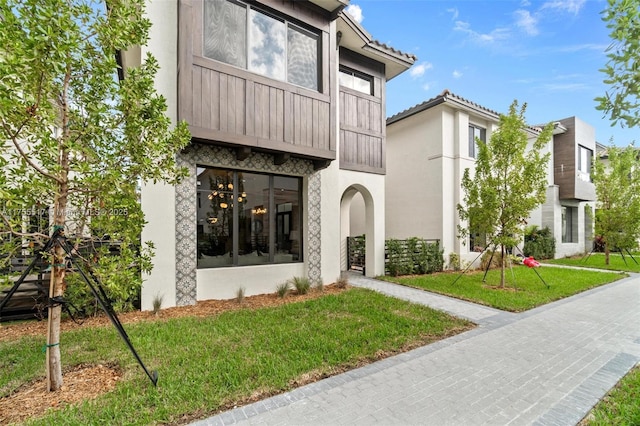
xmin=193 ymin=273 xmax=640 ymax=426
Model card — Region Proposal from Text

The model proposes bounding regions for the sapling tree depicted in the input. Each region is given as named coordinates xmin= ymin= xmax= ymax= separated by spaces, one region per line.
xmin=458 ymin=101 xmax=553 ymax=288
xmin=0 ymin=0 xmax=190 ymax=391
xmin=591 ymin=145 xmax=640 ymax=264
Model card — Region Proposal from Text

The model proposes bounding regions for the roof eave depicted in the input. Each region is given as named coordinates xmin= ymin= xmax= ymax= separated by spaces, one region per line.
xmin=337 ymin=11 xmax=415 ymax=81
xmin=307 ymin=0 xmax=349 ymax=17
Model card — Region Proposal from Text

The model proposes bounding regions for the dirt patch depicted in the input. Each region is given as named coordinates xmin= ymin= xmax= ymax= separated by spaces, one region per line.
xmin=0 ymin=285 xmax=346 ymax=424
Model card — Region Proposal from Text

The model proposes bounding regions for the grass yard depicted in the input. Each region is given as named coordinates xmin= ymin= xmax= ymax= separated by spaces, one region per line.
xmin=379 ymin=265 xmax=625 ymax=312
xmin=581 ymin=365 xmax=640 ymax=425
xmin=545 ymin=252 xmax=640 ymax=273
xmin=0 ymin=288 xmax=472 ymax=425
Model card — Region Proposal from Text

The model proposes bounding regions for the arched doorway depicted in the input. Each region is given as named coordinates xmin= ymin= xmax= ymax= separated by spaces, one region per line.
xmin=340 ymin=184 xmax=384 ymax=277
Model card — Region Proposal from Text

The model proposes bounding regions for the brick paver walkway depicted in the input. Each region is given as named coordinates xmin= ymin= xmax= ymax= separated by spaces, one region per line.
xmin=193 ymin=272 xmax=640 ymax=425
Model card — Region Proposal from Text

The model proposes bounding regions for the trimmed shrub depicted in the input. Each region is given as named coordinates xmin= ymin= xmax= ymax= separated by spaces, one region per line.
xmin=385 ymin=238 xmax=444 ymax=276
xmin=523 ymin=226 xmax=556 ymax=259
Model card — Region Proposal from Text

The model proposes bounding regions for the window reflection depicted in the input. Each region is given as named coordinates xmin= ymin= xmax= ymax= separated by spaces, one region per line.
xmin=197 ymin=167 xmax=302 ymax=268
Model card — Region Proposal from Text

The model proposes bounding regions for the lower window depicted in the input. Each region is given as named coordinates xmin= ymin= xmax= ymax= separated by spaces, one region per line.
xmin=196 ymin=166 xmax=302 ymax=268
xmin=562 ymin=206 xmax=577 ymax=243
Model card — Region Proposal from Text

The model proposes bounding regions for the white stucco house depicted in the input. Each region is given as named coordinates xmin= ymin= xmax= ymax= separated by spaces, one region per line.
xmin=385 ymin=90 xmax=596 ymax=265
xmin=121 ymin=0 xmax=415 ymax=309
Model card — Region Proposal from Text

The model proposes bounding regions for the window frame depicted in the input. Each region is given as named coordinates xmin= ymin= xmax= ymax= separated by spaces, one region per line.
xmin=338 ymin=65 xmax=373 ymax=95
xmin=203 ymin=0 xmax=322 ymax=92
xmin=577 ymin=145 xmax=593 ymax=182
xmin=196 ymin=166 xmax=303 ymax=269
xmin=561 ymin=206 xmax=577 ymax=243
xmin=468 ymin=125 xmax=486 ymax=159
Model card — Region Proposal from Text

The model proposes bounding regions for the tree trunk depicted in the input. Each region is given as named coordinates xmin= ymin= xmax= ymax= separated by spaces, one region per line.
xmin=500 ymin=244 xmax=506 ymax=288
xmin=46 ymin=259 xmax=64 ymax=391
xmin=46 ymin=168 xmax=68 ymax=391
xmin=605 ymin=245 xmax=610 ymax=265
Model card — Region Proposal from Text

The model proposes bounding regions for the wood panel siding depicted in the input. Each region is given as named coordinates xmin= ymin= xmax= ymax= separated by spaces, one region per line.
xmin=553 ymin=117 xmax=596 ymax=201
xmin=179 ymin=0 xmax=336 ymax=164
xmin=338 ymin=48 xmax=386 ymax=174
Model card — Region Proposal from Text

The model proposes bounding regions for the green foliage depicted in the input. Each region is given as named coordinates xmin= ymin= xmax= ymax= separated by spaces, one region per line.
xmin=457 ymin=100 xmax=553 ymax=286
xmin=595 ymin=0 xmax=640 ymax=128
xmin=385 ymin=238 xmax=444 ymax=276
xmin=0 ymin=289 xmax=472 ymax=424
xmin=591 ymin=145 xmax=640 ymax=264
xmin=523 ymin=225 xmax=556 ymax=260
xmin=290 ymin=276 xmax=311 ymax=295
xmin=385 ymin=238 xmax=413 ymax=276
xmin=276 ymin=282 xmax=289 ymax=298
xmin=0 ymin=0 xmax=190 ymax=305
xmin=448 ymin=252 xmax=461 ymax=271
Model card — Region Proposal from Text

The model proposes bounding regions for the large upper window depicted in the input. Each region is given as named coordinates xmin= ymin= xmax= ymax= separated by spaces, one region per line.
xmin=203 ymin=0 xmax=319 ymax=91
xmin=196 ymin=167 xmax=302 ymax=268
xmin=578 ymin=145 xmax=593 ymax=182
xmin=469 ymin=125 xmax=486 ymax=159
xmin=339 ymin=66 xmax=373 ymax=95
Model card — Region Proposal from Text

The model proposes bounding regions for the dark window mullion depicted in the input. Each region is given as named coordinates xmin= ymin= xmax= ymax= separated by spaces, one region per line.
xmin=245 ymin=4 xmax=250 ymax=71
xmin=232 ymin=172 xmax=239 ymax=265
xmin=268 ymin=176 xmax=275 ymax=262
xmin=297 ymin=178 xmax=303 ymax=261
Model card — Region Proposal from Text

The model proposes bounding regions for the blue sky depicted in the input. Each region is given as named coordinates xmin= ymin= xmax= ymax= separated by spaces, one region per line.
xmin=345 ymin=0 xmax=637 ymax=146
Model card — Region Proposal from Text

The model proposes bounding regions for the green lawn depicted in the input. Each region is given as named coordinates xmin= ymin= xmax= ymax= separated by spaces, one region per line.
xmin=582 ymin=365 xmax=640 ymax=425
xmin=0 ymin=288 xmax=472 ymax=425
xmin=379 ymin=265 xmax=625 ymax=312
xmin=545 ymin=252 xmax=640 ymax=273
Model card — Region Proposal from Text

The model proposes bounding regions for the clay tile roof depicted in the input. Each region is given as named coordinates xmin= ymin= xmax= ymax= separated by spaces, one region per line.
xmin=387 ymin=89 xmax=500 ymax=124
xmin=369 ymin=39 xmax=417 ymax=62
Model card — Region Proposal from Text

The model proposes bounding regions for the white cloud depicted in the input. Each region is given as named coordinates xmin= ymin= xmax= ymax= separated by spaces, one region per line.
xmin=541 ymin=0 xmax=586 ymax=15
xmin=514 ymin=9 xmax=539 ymax=36
xmin=521 ymin=0 xmax=532 ymax=6
xmin=447 ymin=7 xmax=459 ymax=20
xmin=345 ymin=4 xmax=363 ymax=23
xmin=452 ymin=70 xmax=463 ymax=79
xmin=422 ymin=83 xmax=431 ymax=91
xmin=454 ymin=20 xmax=510 ymax=44
xmin=409 ymin=62 xmax=433 ymax=78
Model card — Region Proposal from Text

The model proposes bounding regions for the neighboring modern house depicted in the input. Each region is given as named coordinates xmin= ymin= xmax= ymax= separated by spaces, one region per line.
xmin=121 ymin=0 xmax=415 ymax=309
xmin=385 ymin=90 xmax=596 ymax=265
xmin=531 ymin=116 xmax=597 ymax=258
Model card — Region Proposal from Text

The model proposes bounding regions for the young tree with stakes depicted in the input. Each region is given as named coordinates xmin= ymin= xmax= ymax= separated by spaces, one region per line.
xmin=591 ymin=145 xmax=640 ymax=264
xmin=458 ymin=101 xmax=553 ymax=288
xmin=0 ymin=0 xmax=190 ymax=391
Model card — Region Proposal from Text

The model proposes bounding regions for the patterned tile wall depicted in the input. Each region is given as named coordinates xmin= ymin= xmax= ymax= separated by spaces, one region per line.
xmin=174 ymin=144 xmax=320 ymax=305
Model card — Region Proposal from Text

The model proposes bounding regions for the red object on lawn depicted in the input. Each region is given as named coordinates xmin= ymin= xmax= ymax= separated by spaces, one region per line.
xmin=523 ymin=256 xmax=540 ymax=268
